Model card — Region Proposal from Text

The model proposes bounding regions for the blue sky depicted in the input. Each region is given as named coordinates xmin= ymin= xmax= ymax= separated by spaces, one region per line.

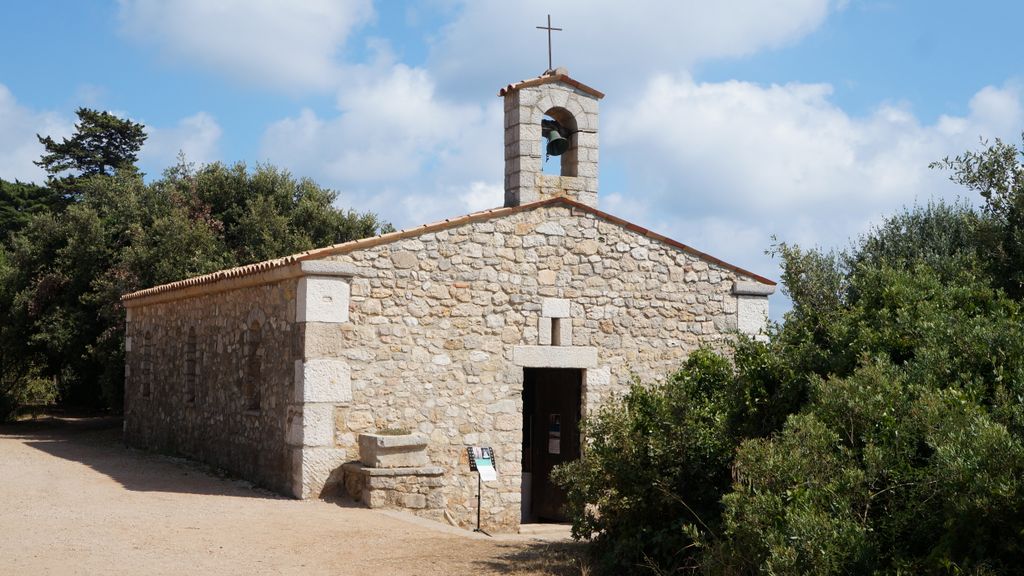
xmin=2 ymin=1 xmax=1022 ymax=319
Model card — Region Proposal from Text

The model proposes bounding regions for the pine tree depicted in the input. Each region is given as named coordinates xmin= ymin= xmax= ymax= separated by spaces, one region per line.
xmin=35 ymin=108 xmax=147 ymax=195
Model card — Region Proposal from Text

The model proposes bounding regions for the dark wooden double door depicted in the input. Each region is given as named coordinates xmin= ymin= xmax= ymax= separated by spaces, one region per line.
xmin=522 ymin=368 xmax=582 ymax=522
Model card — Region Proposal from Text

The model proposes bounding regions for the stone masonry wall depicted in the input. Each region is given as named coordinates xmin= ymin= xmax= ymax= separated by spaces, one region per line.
xmin=312 ymin=203 xmax=764 ymax=531
xmin=124 ymin=279 xmax=300 ymax=494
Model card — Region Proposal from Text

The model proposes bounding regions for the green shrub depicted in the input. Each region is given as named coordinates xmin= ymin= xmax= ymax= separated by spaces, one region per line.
xmin=552 ymin=350 xmax=737 ymax=574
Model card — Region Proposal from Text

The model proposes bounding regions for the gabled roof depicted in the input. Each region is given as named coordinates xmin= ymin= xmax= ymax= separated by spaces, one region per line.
xmin=498 ymin=70 xmax=605 ymax=100
xmin=122 ymin=197 xmax=774 ymax=305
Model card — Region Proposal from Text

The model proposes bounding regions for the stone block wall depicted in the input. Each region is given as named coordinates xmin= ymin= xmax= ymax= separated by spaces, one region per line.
xmin=314 ymin=202 xmax=768 ymax=531
xmin=124 ymin=279 xmax=300 ymax=493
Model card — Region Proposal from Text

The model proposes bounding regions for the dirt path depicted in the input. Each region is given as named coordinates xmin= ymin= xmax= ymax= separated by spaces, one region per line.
xmin=0 ymin=418 xmax=584 ymax=576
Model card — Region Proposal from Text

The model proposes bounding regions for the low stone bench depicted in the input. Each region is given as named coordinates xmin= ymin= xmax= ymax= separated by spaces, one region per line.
xmin=341 ymin=433 xmax=447 ymax=521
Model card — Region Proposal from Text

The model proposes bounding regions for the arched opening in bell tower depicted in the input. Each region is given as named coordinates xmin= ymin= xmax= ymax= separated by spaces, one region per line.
xmin=540 ymin=107 xmax=579 ymax=177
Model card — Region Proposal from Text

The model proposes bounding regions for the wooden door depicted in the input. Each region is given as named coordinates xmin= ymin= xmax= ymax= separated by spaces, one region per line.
xmin=524 ymin=368 xmax=581 ymax=521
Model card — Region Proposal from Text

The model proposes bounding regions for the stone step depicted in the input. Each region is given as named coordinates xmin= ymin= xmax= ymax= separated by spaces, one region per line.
xmin=518 ymin=522 xmax=572 ymax=540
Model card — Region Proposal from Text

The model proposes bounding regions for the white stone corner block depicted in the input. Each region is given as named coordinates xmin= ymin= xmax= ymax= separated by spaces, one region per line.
xmin=301 ymin=403 xmax=337 ymax=447
xmin=294 ymin=358 xmax=352 ymax=404
xmin=541 ymin=298 xmax=571 ymax=318
xmin=513 ymin=345 xmax=597 ymax=368
xmin=732 ymin=281 xmax=776 ymax=296
xmin=124 ymin=336 xmax=132 ymax=352
xmin=737 ymin=295 xmax=770 ymax=338
xmin=538 ymin=317 xmax=552 ymax=346
xmin=294 ymin=447 xmax=348 ymax=499
xmin=297 ymin=276 xmax=350 ymax=323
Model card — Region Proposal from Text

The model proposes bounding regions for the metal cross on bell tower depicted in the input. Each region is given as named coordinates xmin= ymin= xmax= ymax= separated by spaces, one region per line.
xmin=536 ymin=14 xmax=562 ymax=72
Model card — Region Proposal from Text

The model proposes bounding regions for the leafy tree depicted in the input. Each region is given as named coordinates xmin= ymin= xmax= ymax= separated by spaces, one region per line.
xmin=0 ymin=178 xmax=63 ymax=239
xmin=159 ymin=159 xmax=394 ymax=265
xmin=35 ymin=107 xmax=147 ymax=195
xmin=932 ymin=134 xmax=1024 ymax=297
xmin=1 ymin=112 xmax=392 ymax=416
xmin=709 ymin=267 xmax=1024 ymax=575
xmin=555 ymin=136 xmax=1024 ymax=574
xmin=1 ymin=154 xmax=391 ymax=415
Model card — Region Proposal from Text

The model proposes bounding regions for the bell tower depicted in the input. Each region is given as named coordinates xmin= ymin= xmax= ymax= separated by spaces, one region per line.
xmin=499 ymin=68 xmax=603 ymax=208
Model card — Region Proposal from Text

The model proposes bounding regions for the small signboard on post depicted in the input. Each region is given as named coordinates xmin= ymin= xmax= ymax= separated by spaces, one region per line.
xmin=467 ymin=446 xmax=497 ymax=481
xmin=466 ymin=446 xmax=496 ymax=535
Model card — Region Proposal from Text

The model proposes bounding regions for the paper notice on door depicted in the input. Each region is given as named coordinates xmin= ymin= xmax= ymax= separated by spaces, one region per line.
xmin=548 ymin=437 xmax=560 ymax=454
xmin=548 ymin=414 xmax=561 ymax=454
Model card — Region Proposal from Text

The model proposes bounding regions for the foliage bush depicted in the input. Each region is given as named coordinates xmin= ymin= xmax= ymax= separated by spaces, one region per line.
xmin=554 ymin=136 xmax=1024 ymax=574
xmin=552 ymin=341 xmax=798 ymax=574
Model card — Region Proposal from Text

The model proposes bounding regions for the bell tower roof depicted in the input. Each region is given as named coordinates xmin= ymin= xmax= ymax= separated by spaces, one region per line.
xmin=498 ymin=68 xmax=605 ymax=100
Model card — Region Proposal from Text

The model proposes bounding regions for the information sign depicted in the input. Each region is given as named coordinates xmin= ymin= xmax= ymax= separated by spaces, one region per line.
xmin=467 ymin=446 xmax=497 ymax=481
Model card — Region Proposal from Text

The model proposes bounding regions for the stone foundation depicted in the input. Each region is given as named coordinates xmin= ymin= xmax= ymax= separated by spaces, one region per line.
xmin=342 ymin=463 xmax=447 ymax=521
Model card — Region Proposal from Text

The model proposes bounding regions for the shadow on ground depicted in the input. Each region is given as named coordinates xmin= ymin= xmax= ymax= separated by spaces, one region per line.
xmin=1 ymin=416 xmax=278 ymax=499
xmin=478 ymin=541 xmax=592 ymax=576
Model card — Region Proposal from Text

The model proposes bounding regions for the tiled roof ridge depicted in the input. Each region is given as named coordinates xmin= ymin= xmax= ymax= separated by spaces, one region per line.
xmin=498 ymin=71 xmax=605 ymax=99
xmin=122 ymin=196 xmax=774 ymax=303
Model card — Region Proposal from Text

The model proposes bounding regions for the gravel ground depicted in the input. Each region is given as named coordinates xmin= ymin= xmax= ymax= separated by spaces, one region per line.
xmin=0 ymin=417 xmax=586 ymax=576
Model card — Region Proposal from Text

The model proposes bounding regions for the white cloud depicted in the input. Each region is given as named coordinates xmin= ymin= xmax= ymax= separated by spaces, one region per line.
xmin=458 ymin=181 xmax=504 ymax=213
xmin=428 ymin=0 xmax=841 ymax=98
xmin=260 ymin=64 xmax=503 ymax=225
xmin=117 ymin=0 xmax=373 ymax=91
xmin=604 ymin=75 xmax=1023 ymax=317
xmin=0 ymin=85 xmax=70 ymax=184
xmin=141 ymin=112 xmax=223 ymax=172
xmin=609 ymin=75 xmax=1020 ymax=225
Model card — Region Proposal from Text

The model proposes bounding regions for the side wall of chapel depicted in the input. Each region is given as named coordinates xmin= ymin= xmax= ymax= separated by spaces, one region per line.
xmin=123 ymin=279 xmax=300 ymax=494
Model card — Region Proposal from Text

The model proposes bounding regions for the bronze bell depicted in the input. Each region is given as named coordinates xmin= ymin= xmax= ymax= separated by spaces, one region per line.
xmin=545 ymin=130 xmax=569 ymax=156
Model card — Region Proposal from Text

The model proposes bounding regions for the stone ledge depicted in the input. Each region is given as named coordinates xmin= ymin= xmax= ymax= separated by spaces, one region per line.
xmin=733 ymin=281 xmax=775 ymax=296
xmin=341 ymin=462 xmax=444 ymax=477
xmin=300 ymin=260 xmax=358 ymax=277
xmin=513 ymin=345 xmax=597 ymax=368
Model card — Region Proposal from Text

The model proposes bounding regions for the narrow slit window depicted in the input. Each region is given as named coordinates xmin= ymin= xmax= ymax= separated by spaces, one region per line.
xmin=141 ymin=331 xmax=153 ymax=398
xmin=244 ymin=321 xmax=261 ymax=411
xmin=185 ymin=327 xmax=197 ymax=403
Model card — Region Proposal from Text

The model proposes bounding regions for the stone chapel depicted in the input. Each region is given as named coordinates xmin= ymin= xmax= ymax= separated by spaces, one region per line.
xmin=122 ymin=69 xmax=775 ymax=532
